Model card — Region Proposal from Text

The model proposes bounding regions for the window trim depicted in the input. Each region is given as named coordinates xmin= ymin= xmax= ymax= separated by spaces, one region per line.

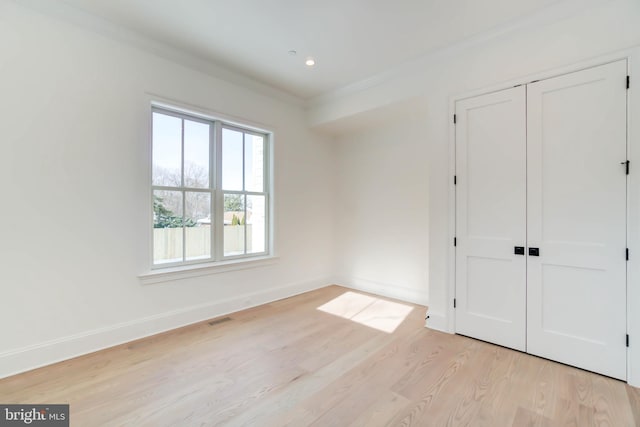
xmin=148 ymin=104 xmax=272 ymax=272
xmin=139 ymin=255 xmax=280 ymax=285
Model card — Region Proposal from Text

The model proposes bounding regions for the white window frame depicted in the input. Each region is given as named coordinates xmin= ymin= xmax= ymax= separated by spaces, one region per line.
xmin=149 ymin=105 xmax=271 ymax=270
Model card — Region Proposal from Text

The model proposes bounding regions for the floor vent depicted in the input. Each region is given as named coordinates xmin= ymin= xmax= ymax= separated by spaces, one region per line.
xmin=208 ymin=317 xmax=232 ymax=326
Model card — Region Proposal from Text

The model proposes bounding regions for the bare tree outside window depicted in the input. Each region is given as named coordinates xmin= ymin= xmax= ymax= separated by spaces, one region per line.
xmin=151 ymin=108 xmax=269 ymax=266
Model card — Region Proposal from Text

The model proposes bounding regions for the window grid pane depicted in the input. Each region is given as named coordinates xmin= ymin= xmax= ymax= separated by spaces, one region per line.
xmin=184 ymin=120 xmax=210 ymax=188
xmin=153 ymin=190 xmax=184 ymax=264
xmin=152 ymin=113 xmax=182 ymax=187
xmin=245 ymin=134 xmax=264 ymax=192
xmin=185 ymin=192 xmax=212 ymax=261
xmin=247 ymin=194 xmax=266 ymax=254
xmin=222 ymin=128 xmax=243 ymax=191
xmin=224 ymin=193 xmax=245 ymax=256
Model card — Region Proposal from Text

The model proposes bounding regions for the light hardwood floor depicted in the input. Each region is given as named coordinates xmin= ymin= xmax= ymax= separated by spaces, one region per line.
xmin=1 ymin=285 xmax=639 ymax=426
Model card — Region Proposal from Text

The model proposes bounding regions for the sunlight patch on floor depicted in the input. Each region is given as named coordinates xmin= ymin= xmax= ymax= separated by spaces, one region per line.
xmin=317 ymin=291 xmax=414 ymax=333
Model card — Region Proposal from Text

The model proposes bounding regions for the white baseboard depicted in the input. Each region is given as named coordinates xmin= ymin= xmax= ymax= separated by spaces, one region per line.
xmin=0 ymin=277 xmax=330 ymax=380
xmin=334 ymin=276 xmax=428 ymax=306
xmin=425 ymin=311 xmax=449 ymax=333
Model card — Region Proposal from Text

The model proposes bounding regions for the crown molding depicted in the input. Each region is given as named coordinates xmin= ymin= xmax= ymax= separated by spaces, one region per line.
xmin=11 ymin=0 xmax=305 ymax=108
xmin=10 ymin=0 xmax=614 ymax=112
xmin=307 ymin=0 xmax=611 ymax=109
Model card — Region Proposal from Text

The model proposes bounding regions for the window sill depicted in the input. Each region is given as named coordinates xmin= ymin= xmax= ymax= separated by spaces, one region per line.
xmin=138 ymin=256 xmax=279 ymax=285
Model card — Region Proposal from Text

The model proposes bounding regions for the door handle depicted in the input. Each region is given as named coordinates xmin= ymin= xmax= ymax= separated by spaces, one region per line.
xmin=514 ymin=246 xmax=525 ymax=255
xmin=528 ymin=247 xmax=540 ymax=256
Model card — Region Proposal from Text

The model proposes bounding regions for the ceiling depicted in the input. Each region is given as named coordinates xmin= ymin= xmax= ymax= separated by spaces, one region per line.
xmin=60 ymin=0 xmax=565 ymax=100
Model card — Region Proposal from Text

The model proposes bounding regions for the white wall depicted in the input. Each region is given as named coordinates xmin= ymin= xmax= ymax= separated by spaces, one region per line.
xmin=316 ymin=0 xmax=640 ymax=326
xmin=0 ymin=1 xmax=336 ymax=378
xmin=4 ymin=0 xmax=640 ymax=384
xmin=316 ymin=0 xmax=640 ymax=384
xmin=333 ymin=103 xmax=429 ymax=305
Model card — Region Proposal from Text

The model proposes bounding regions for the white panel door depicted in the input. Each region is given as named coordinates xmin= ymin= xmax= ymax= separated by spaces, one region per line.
xmin=455 ymin=86 xmax=527 ymax=351
xmin=527 ymin=60 xmax=628 ymax=380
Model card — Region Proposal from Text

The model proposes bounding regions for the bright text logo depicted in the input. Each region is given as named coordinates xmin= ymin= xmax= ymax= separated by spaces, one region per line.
xmin=0 ymin=405 xmax=68 ymax=426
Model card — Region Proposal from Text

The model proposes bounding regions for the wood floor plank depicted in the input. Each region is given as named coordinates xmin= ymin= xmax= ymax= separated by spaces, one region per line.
xmin=529 ymin=358 xmax=560 ymax=419
xmin=384 ymin=339 xmax=481 ymax=426
xmin=348 ymin=391 xmax=410 ymax=427
xmin=511 ymin=407 xmax=554 ymax=427
xmin=434 ymin=343 xmax=518 ymax=426
xmin=298 ymin=329 xmax=432 ymax=426
xmin=226 ymin=331 xmax=393 ymax=426
xmin=591 ymin=372 xmax=635 ymax=427
xmin=552 ymin=398 xmax=581 ymax=427
xmin=392 ymin=334 xmax=476 ymax=402
xmin=627 ymin=385 xmax=640 ymax=427
xmin=0 ymin=285 xmax=638 ymax=427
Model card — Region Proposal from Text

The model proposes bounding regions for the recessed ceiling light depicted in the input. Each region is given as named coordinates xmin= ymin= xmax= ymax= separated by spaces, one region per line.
xmin=305 ymin=57 xmax=316 ymax=67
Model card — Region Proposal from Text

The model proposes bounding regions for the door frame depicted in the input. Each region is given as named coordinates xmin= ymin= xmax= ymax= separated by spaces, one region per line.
xmin=443 ymin=47 xmax=640 ymax=387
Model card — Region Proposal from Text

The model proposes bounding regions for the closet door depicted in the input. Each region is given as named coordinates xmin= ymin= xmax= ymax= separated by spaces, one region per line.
xmin=455 ymin=86 xmax=527 ymax=351
xmin=527 ymin=60 xmax=628 ymax=380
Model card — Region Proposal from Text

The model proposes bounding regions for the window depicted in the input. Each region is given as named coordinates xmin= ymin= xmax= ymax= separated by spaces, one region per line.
xmin=151 ymin=107 xmax=269 ymax=268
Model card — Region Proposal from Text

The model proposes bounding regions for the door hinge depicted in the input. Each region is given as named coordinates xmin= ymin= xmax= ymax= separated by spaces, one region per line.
xmin=627 ymin=334 xmax=630 ymax=347
xmin=453 ymin=298 xmax=457 ymax=308
xmin=454 ymin=175 xmax=457 ymax=185
xmin=626 ymin=160 xmax=630 ymax=175
xmin=626 ymin=248 xmax=629 ymax=261
xmin=627 ymin=75 xmax=630 ymax=89
xmin=454 ymin=237 xmax=457 ymax=247
xmin=453 ymin=114 xmax=457 ymax=124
